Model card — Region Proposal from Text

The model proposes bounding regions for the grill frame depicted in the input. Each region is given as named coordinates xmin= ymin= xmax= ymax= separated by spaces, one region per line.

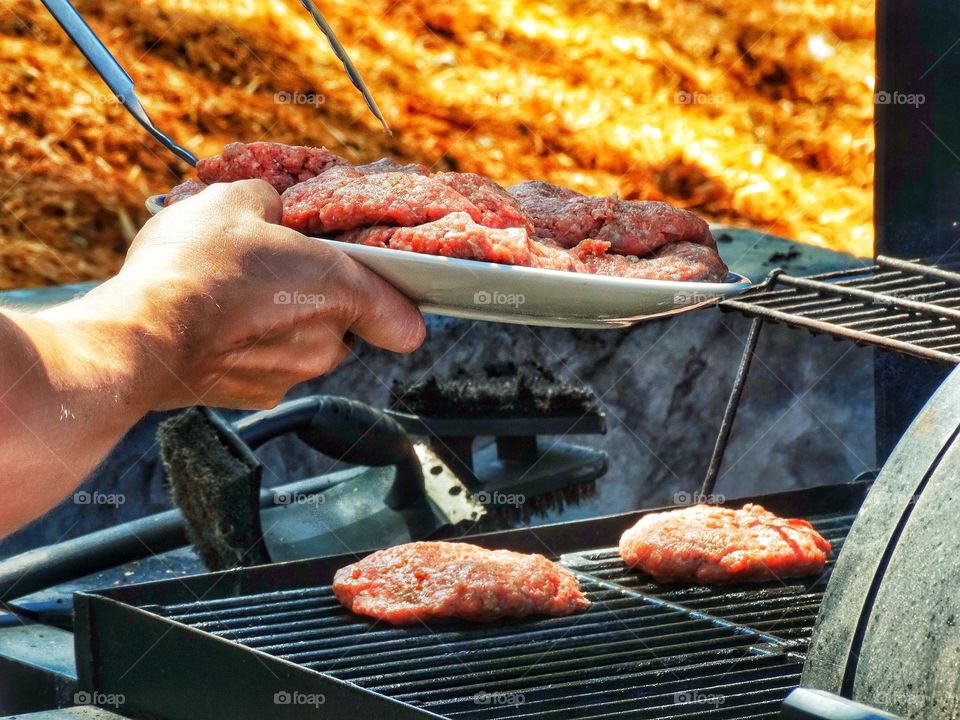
xmin=719 ymin=255 xmax=960 ymax=365
xmin=74 ymin=481 xmax=869 ymax=720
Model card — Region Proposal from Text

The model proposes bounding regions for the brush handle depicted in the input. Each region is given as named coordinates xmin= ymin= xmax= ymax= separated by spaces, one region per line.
xmin=236 ymin=396 xmax=425 ymax=509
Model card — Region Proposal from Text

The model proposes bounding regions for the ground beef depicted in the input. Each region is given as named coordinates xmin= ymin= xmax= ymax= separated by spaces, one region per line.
xmin=340 ymin=214 xmax=727 ymax=281
xmin=167 ymin=145 xmax=730 ymax=283
xmin=508 ymin=181 xmax=613 ymax=247
xmin=356 ymin=158 xmax=430 ymax=175
xmin=165 ymin=180 xmax=207 ymax=206
xmin=281 ymin=168 xmax=486 ymax=233
xmin=509 ymin=180 xmax=715 ymax=256
xmin=339 ymin=212 xmax=535 ymax=265
xmin=332 ymin=541 xmax=590 ymax=625
xmin=435 ymin=173 xmax=534 ymax=231
xmin=578 ymin=241 xmax=729 ymax=281
xmin=618 ymin=503 xmax=832 ymax=584
xmin=196 ymin=141 xmax=350 ymax=193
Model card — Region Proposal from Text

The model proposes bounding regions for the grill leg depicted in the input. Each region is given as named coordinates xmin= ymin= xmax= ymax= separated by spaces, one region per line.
xmin=700 ymin=317 xmax=764 ymax=497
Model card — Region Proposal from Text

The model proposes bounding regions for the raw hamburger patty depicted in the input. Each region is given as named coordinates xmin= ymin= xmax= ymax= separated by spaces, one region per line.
xmin=282 ymin=167 xmax=488 ymax=233
xmin=339 ymin=212 xmax=535 ymax=265
xmin=509 ymin=180 xmax=716 ymax=256
xmin=342 ymin=214 xmax=727 ymax=281
xmin=618 ymin=503 xmax=832 ymax=583
xmin=434 ymin=172 xmax=534 ymax=232
xmin=165 ymin=143 xmax=729 ymax=282
xmin=197 ymin=141 xmax=349 ymax=193
xmin=332 ymin=541 xmax=590 ymax=625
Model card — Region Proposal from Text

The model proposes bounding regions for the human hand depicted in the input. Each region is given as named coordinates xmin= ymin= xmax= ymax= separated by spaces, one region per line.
xmin=60 ymin=179 xmax=425 ymax=410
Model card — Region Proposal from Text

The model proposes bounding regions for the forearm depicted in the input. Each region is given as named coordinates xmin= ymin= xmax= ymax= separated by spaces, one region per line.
xmin=0 ymin=290 xmax=157 ymax=536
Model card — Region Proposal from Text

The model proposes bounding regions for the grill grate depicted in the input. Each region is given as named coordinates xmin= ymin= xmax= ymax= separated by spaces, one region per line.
xmin=133 ymin=510 xmax=855 ymax=720
xmin=719 ymin=255 xmax=960 ymax=364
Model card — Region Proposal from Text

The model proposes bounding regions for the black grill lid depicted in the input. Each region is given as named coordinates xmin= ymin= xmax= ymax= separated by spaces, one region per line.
xmin=803 ymin=364 xmax=960 ymax=718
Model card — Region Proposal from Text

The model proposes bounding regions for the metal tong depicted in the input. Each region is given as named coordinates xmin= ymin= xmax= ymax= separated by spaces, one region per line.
xmin=40 ymin=0 xmax=389 ymax=167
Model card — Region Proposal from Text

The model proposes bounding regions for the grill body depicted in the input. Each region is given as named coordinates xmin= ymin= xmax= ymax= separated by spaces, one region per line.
xmin=75 ymin=483 xmax=866 ymax=720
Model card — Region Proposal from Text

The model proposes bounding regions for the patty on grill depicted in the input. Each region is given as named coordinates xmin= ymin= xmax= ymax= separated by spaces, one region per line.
xmin=332 ymin=541 xmax=590 ymax=625
xmin=197 ymin=141 xmax=349 ymax=193
xmin=618 ymin=503 xmax=832 ymax=583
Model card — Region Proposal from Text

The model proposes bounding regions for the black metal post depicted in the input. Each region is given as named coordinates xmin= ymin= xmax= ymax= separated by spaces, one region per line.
xmin=873 ymin=0 xmax=960 ymax=460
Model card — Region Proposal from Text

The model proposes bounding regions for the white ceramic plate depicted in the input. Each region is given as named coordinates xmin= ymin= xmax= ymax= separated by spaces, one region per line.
xmin=147 ymin=195 xmax=750 ymax=328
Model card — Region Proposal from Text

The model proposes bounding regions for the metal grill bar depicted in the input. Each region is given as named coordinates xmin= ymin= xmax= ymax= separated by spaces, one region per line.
xmin=719 ymin=257 xmax=960 ymax=364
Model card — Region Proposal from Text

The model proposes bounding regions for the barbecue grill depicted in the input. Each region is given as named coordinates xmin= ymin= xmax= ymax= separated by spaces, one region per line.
xmin=66 ymin=260 xmax=960 ymax=719
xmin=6 ymin=0 xmax=960 ymax=718
xmin=74 ymin=483 xmax=865 ymax=720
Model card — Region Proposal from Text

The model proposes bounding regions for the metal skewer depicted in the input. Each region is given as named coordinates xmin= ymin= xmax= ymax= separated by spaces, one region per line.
xmin=41 ymin=0 xmax=390 ymax=167
xmin=298 ymin=0 xmax=391 ymax=134
xmin=41 ymin=0 xmax=198 ymax=166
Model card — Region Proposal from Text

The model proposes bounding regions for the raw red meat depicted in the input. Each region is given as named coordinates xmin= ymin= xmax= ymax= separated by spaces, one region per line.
xmin=332 ymin=541 xmax=590 ymax=625
xmin=165 ymin=143 xmax=731 ymax=283
xmin=339 ymin=212 xmax=534 ymax=265
xmin=508 ymin=180 xmax=716 ymax=256
xmin=577 ymin=241 xmax=729 ymax=282
xmin=618 ymin=503 xmax=832 ymax=584
xmin=341 ymin=214 xmax=726 ymax=281
xmin=356 ymin=158 xmax=430 ymax=175
xmin=165 ymin=180 xmax=207 ymax=206
xmin=508 ymin=180 xmax=613 ymax=247
xmin=435 ymin=173 xmax=534 ymax=231
xmin=281 ymin=168 xmax=485 ymax=233
xmin=197 ymin=141 xmax=349 ymax=193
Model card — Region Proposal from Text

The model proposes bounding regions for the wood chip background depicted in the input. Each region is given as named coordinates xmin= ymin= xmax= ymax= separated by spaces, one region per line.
xmin=0 ymin=0 xmax=874 ymax=289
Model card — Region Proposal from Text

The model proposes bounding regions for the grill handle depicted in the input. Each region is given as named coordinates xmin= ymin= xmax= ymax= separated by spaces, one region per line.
xmin=781 ymin=689 xmax=906 ymax=720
